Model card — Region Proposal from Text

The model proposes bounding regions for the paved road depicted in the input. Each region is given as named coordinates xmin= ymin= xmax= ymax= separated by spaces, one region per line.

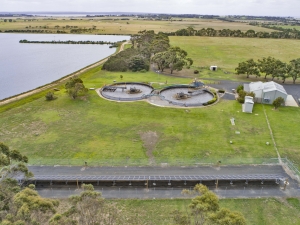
xmin=37 ymin=185 xmax=300 ymax=199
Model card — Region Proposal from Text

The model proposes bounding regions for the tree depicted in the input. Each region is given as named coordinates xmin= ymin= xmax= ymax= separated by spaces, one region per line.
xmin=273 ymin=97 xmax=285 ymax=110
xmin=269 ymin=59 xmax=285 ymax=81
xmin=257 ymin=57 xmax=277 ymax=79
xmin=209 ymin=208 xmax=247 ymax=225
xmin=289 ymin=58 xmax=300 ymax=84
xmin=152 ymin=52 xmax=169 ymax=72
xmin=51 ymin=184 xmax=123 ymax=225
xmin=128 ymin=55 xmax=149 ymax=72
xmin=173 ymin=184 xmax=246 ymax=225
xmin=0 ymin=144 xmax=58 ymax=225
xmin=0 ymin=143 xmax=32 ymax=181
xmin=280 ymin=63 xmax=292 ymax=83
xmin=235 ymin=59 xmax=259 ymax=78
xmin=65 ymin=77 xmax=88 ymax=99
xmin=163 ymin=47 xmax=193 ymax=74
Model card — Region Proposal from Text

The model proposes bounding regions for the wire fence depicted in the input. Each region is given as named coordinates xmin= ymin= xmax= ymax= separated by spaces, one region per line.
xmin=27 ymin=157 xmax=281 ymax=167
xmin=282 ymin=157 xmax=300 ymax=178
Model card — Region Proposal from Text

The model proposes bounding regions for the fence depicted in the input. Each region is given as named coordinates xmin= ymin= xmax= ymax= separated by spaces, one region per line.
xmin=27 ymin=157 xmax=281 ymax=167
xmin=282 ymin=157 xmax=300 ymax=180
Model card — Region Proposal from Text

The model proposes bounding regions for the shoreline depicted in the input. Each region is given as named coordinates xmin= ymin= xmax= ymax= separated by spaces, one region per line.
xmin=0 ymin=40 xmax=129 ymax=107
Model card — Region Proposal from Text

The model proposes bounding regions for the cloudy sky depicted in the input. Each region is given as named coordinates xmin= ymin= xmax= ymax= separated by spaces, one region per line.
xmin=1 ymin=0 xmax=299 ymax=17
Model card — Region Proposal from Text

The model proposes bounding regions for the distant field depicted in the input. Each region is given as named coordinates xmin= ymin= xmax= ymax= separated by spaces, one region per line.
xmin=275 ymin=25 xmax=300 ymax=31
xmin=169 ymin=36 xmax=300 ymax=82
xmin=0 ymin=17 xmax=274 ymax=34
xmin=114 ymin=198 xmax=300 ymax=225
xmin=1 ymin=68 xmax=300 ymax=166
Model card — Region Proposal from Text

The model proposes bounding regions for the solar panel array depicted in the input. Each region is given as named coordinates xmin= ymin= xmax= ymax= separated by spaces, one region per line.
xmin=28 ymin=174 xmax=284 ymax=181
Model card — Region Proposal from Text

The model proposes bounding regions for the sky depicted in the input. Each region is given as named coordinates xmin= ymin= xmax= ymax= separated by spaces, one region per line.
xmin=0 ymin=0 xmax=299 ymax=17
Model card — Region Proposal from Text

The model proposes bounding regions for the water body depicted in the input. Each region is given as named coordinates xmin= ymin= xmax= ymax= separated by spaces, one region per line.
xmin=0 ymin=33 xmax=129 ymax=100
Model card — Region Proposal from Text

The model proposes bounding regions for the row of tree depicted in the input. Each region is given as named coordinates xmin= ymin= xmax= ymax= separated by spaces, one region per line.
xmin=163 ymin=26 xmax=300 ymax=39
xmin=252 ymin=24 xmax=300 ymax=39
xmin=235 ymin=57 xmax=300 ymax=83
xmin=103 ymin=30 xmax=192 ymax=73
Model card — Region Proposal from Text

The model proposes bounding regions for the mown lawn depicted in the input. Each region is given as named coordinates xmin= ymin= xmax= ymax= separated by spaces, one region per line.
xmin=112 ymin=198 xmax=300 ymax=225
xmin=0 ymin=68 xmax=293 ymax=165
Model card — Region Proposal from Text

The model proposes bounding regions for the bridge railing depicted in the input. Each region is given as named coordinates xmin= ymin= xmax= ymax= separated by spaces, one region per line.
xmin=27 ymin=157 xmax=281 ymax=167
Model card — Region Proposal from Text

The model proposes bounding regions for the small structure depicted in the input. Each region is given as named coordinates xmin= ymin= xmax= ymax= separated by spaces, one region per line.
xmin=244 ymin=81 xmax=288 ymax=105
xmin=127 ymin=87 xmax=141 ymax=94
xmin=243 ymin=96 xmax=254 ymax=113
xmin=210 ymin=66 xmax=218 ymax=71
xmin=191 ymin=78 xmax=205 ymax=88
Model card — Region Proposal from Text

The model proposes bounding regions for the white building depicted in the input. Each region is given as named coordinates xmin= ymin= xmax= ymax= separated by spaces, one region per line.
xmin=244 ymin=81 xmax=288 ymax=104
xmin=210 ymin=66 xmax=218 ymax=71
xmin=243 ymin=96 xmax=254 ymax=113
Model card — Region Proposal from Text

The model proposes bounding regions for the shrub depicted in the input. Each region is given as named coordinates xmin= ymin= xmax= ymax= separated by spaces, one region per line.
xmin=194 ymin=70 xmax=199 ymax=74
xmin=45 ymin=92 xmax=56 ymax=101
xmin=218 ymin=89 xmax=225 ymax=93
xmin=140 ymin=69 xmax=147 ymax=73
xmin=273 ymin=97 xmax=285 ymax=109
xmin=203 ymin=97 xmax=217 ymax=106
xmin=236 ymin=85 xmax=244 ymax=93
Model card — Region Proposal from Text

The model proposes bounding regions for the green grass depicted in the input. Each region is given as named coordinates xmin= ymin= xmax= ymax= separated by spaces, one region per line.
xmin=0 ymin=67 xmax=294 ymax=165
xmin=169 ymin=36 xmax=300 ymax=82
xmin=113 ymin=198 xmax=300 ymax=225
xmin=275 ymin=25 xmax=300 ymax=31
xmin=267 ymin=106 xmax=300 ymax=169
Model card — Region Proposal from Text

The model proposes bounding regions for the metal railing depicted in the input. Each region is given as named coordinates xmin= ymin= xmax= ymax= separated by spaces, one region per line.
xmin=27 ymin=157 xmax=281 ymax=167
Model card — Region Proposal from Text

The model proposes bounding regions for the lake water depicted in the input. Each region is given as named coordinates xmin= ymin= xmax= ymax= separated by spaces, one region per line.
xmin=0 ymin=33 xmax=129 ymax=100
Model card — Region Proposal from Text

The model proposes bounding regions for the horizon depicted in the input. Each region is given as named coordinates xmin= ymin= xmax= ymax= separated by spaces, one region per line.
xmin=1 ymin=0 xmax=299 ymax=17
xmin=0 ymin=11 xmax=297 ymax=18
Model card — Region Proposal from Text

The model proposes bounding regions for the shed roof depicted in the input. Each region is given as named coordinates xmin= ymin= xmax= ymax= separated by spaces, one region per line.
xmin=248 ymin=81 xmax=287 ymax=95
xmin=262 ymin=81 xmax=287 ymax=95
xmin=249 ymin=81 xmax=263 ymax=92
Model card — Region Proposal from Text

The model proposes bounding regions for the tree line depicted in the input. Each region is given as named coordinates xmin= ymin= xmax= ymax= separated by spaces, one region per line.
xmin=103 ymin=30 xmax=193 ymax=73
xmin=235 ymin=57 xmax=300 ymax=83
xmin=162 ymin=26 xmax=300 ymax=39
xmin=4 ymin=30 xmax=64 ymax=33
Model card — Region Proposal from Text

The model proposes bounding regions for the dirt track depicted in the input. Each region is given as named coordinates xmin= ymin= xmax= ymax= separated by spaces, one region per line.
xmin=0 ymin=41 xmax=129 ymax=107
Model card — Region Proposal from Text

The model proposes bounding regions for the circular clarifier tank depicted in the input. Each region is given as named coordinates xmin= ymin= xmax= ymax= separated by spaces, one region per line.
xmin=160 ymin=85 xmax=214 ymax=107
xmin=100 ymin=82 xmax=154 ymax=101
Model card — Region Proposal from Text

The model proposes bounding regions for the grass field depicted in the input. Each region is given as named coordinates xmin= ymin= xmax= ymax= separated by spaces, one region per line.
xmin=169 ymin=36 xmax=300 ymax=71
xmin=275 ymin=25 xmax=300 ymax=31
xmin=1 ymin=67 xmax=300 ymax=166
xmin=0 ymin=17 xmax=274 ymax=34
xmin=112 ymin=198 xmax=300 ymax=225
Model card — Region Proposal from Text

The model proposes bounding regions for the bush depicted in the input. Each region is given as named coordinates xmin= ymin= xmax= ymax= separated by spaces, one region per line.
xmin=273 ymin=97 xmax=285 ymax=109
xmin=218 ymin=89 xmax=225 ymax=93
xmin=236 ymin=85 xmax=244 ymax=93
xmin=194 ymin=70 xmax=199 ymax=74
xmin=203 ymin=97 xmax=217 ymax=106
xmin=140 ymin=69 xmax=147 ymax=73
xmin=45 ymin=92 xmax=56 ymax=101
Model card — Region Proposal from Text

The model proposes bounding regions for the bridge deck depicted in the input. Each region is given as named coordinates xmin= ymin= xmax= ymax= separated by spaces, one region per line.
xmin=27 ymin=174 xmax=284 ymax=182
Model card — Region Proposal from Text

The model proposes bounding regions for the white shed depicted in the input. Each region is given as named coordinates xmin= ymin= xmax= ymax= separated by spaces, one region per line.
xmin=210 ymin=66 xmax=218 ymax=71
xmin=242 ymin=96 xmax=254 ymax=113
xmin=244 ymin=81 xmax=287 ymax=104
